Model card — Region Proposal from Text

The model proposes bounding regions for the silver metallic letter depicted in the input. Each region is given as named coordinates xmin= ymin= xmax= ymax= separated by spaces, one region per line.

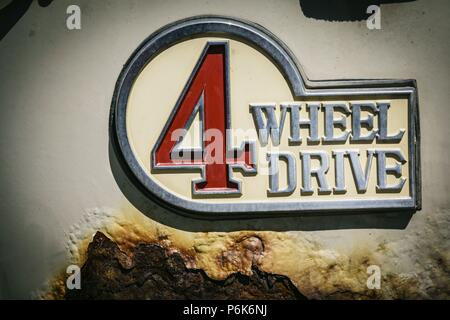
xmin=250 ymin=104 xmax=287 ymax=146
xmin=377 ymin=102 xmax=405 ymax=142
xmin=282 ymin=103 xmax=320 ymax=144
xmin=375 ymin=149 xmax=406 ymax=192
xmin=267 ymin=152 xmax=297 ymax=195
xmin=348 ymin=149 xmax=375 ymax=193
xmin=300 ymin=151 xmax=331 ymax=194
xmin=332 ymin=150 xmax=347 ymax=193
xmin=351 ymin=103 xmax=378 ymax=142
xmin=323 ymin=103 xmax=351 ymax=143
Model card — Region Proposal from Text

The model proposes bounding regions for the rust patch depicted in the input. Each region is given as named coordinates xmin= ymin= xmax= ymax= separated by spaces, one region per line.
xmin=41 ymin=206 xmax=450 ymax=299
xmin=65 ymin=232 xmax=305 ymax=300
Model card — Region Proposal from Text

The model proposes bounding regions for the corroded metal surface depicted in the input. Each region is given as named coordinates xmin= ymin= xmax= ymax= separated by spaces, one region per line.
xmin=38 ymin=207 xmax=449 ymax=300
xmin=65 ymin=232 xmax=304 ymax=300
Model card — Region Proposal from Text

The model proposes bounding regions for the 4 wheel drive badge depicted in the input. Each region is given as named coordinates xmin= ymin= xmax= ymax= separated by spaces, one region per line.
xmin=111 ymin=16 xmax=420 ymax=217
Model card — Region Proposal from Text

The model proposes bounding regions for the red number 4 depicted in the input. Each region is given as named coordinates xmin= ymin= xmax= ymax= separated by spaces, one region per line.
xmin=152 ymin=42 xmax=256 ymax=196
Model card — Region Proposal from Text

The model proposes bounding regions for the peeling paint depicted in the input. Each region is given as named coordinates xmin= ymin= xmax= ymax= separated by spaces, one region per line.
xmin=65 ymin=232 xmax=304 ymax=299
xmin=40 ymin=206 xmax=449 ymax=299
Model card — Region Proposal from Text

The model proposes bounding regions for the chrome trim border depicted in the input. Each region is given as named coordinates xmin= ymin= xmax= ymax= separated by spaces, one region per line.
xmin=111 ymin=15 xmax=421 ymax=217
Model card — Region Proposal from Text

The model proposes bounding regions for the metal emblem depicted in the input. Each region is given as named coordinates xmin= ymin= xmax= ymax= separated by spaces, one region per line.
xmin=111 ymin=16 xmax=420 ymax=217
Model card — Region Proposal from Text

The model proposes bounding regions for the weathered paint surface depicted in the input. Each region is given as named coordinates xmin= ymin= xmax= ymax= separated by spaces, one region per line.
xmin=0 ymin=0 xmax=449 ymax=299
xmin=40 ymin=206 xmax=448 ymax=299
